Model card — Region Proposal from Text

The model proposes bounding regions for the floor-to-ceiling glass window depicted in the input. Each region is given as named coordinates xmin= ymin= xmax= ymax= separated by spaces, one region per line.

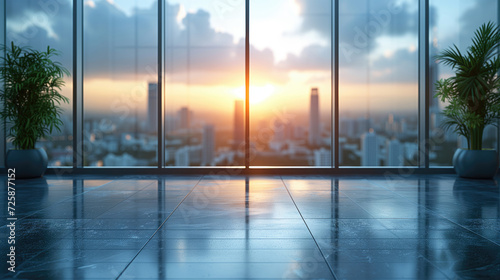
xmin=429 ymin=0 xmax=498 ymax=166
xmin=164 ymin=0 xmax=245 ymax=167
xmin=6 ymin=0 xmax=73 ymax=167
xmin=3 ymin=1 xmax=499 ymax=170
xmin=83 ymin=0 xmax=158 ymax=167
xmin=339 ymin=0 xmax=419 ymax=167
xmin=249 ymin=0 xmax=333 ymax=167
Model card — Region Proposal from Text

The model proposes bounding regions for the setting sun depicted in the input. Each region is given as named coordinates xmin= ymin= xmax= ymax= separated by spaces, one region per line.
xmin=234 ymin=84 xmax=275 ymax=105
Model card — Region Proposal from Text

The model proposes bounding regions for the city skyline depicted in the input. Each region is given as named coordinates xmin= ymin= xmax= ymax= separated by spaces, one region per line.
xmin=36 ymin=74 xmax=498 ymax=167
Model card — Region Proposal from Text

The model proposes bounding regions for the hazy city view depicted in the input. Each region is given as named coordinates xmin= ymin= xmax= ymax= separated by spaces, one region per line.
xmin=5 ymin=0 xmax=498 ymax=167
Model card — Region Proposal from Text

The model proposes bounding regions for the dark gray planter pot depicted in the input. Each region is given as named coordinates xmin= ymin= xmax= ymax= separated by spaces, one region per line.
xmin=6 ymin=148 xmax=48 ymax=179
xmin=453 ymin=149 xmax=499 ymax=179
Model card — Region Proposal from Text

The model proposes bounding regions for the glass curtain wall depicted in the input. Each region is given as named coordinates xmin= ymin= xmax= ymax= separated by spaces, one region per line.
xmin=339 ymin=0 xmax=419 ymax=167
xmin=5 ymin=0 xmax=73 ymax=167
xmin=83 ymin=0 xmax=158 ymax=167
xmin=429 ymin=0 xmax=498 ymax=166
xmin=2 ymin=0 xmax=499 ymax=170
xmin=164 ymin=0 xmax=245 ymax=167
xmin=249 ymin=0 xmax=333 ymax=167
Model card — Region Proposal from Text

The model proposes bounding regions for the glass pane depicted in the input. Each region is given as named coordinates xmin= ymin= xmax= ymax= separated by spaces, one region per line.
xmin=6 ymin=0 xmax=73 ymax=167
xmin=164 ymin=0 xmax=245 ymax=167
xmin=250 ymin=0 xmax=333 ymax=167
xmin=339 ymin=0 xmax=419 ymax=167
xmin=429 ymin=0 xmax=498 ymax=166
xmin=83 ymin=0 xmax=158 ymax=167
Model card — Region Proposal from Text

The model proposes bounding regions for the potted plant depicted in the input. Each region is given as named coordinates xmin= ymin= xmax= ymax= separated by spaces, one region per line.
xmin=0 ymin=42 xmax=69 ymax=178
xmin=435 ymin=22 xmax=500 ymax=179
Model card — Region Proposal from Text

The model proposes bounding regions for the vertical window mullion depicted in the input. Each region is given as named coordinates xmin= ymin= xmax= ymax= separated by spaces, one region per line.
xmin=333 ymin=0 xmax=339 ymax=169
xmin=418 ymin=0 xmax=430 ymax=169
xmin=158 ymin=0 xmax=164 ymax=168
xmin=73 ymin=0 xmax=83 ymax=168
xmin=245 ymin=0 xmax=250 ymax=169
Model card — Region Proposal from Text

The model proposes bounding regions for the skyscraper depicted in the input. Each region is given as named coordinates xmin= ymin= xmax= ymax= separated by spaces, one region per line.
xmin=314 ymin=148 xmax=331 ymax=166
xmin=233 ymin=100 xmax=244 ymax=149
xmin=202 ymin=124 xmax=215 ymax=166
xmin=429 ymin=35 xmax=440 ymax=130
xmin=175 ymin=147 xmax=190 ymax=166
xmin=362 ymin=129 xmax=379 ymax=166
xmin=309 ymin=88 xmax=320 ymax=147
xmin=386 ymin=138 xmax=404 ymax=166
xmin=147 ymin=83 xmax=158 ymax=133
xmin=178 ymin=107 xmax=190 ymax=130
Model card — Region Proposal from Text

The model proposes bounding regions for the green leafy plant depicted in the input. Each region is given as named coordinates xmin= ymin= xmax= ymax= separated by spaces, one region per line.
xmin=0 ymin=42 xmax=69 ymax=150
xmin=435 ymin=22 xmax=500 ymax=150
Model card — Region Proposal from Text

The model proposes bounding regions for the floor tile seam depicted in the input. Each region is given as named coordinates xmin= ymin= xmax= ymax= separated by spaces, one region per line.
xmin=90 ymin=179 xmax=156 ymax=192
xmin=111 ymin=238 xmax=318 ymax=240
xmin=7 ymin=232 xmax=76 ymax=277
xmin=135 ymin=180 xmax=159 ymax=191
xmin=3 ymin=180 xmax=161 ymax=226
xmin=280 ymin=176 xmax=338 ymax=280
xmin=90 ymin=181 xmax=158 ymax=220
xmin=355 ymin=177 xmax=425 ymax=202
xmin=420 ymin=209 xmax=500 ymax=247
xmin=340 ymin=186 xmax=436 ymax=230
xmin=371 ymin=193 xmax=500 ymax=247
xmin=337 ymin=194 xmax=380 ymax=221
xmin=392 ymin=187 xmax=500 ymax=247
xmin=80 ymin=178 xmax=117 ymax=190
xmin=7 ymin=195 xmax=86 ymax=224
xmin=135 ymin=248 xmax=321 ymax=251
xmin=121 ymin=260 xmax=331 ymax=264
xmin=114 ymin=176 xmax=203 ymax=280
xmin=84 ymin=180 xmax=154 ymax=193
xmin=417 ymin=252 xmax=454 ymax=280
xmin=335 ymin=200 xmax=494 ymax=241
xmin=1 ymin=217 xmax=92 ymax=229
xmin=84 ymin=197 xmax=141 ymax=220
xmin=53 ymin=237 xmax=318 ymax=240
xmin=6 ymin=179 xmax=124 ymax=223
xmin=341 ymin=185 xmax=500 ymax=246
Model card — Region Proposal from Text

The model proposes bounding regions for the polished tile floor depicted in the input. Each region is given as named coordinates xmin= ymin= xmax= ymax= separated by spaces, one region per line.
xmin=1 ymin=174 xmax=500 ymax=279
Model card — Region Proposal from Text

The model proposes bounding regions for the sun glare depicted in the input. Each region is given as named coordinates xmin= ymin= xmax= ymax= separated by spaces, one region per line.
xmin=177 ymin=5 xmax=187 ymax=25
xmin=85 ymin=0 xmax=95 ymax=8
xmin=291 ymin=0 xmax=301 ymax=15
xmin=234 ymin=85 xmax=275 ymax=105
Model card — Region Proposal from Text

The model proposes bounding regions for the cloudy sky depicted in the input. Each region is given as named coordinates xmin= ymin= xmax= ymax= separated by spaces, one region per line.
xmin=5 ymin=0 xmax=497 ymax=124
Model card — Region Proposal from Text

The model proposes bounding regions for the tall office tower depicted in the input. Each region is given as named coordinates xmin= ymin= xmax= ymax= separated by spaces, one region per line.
xmin=386 ymin=114 xmax=395 ymax=134
xmin=233 ymin=100 xmax=244 ymax=149
xmin=164 ymin=115 xmax=176 ymax=134
xmin=178 ymin=107 xmax=190 ymax=130
xmin=314 ymin=148 xmax=331 ymax=166
xmin=147 ymin=83 xmax=158 ymax=133
xmin=429 ymin=35 xmax=440 ymax=130
xmin=202 ymin=124 xmax=215 ymax=166
xmin=386 ymin=138 xmax=404 ymax=166
xmin=361 ymin=129 xmax=379 ymax=166
xmin=175 ymin=147 xmax=190 ymax=166
xmin=340 ymin=117 xmax=355 ymax=138
xmin=400 ymin=119 xmax=408 ymax=135
xmin=309 ymin=88 xmax=320 ymax=147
